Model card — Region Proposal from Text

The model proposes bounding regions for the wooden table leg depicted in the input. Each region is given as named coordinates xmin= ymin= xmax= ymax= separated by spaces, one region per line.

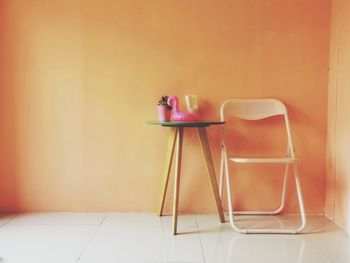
xmin=159 ymin=128 xmax=178 ymax=216
xmin=173 ymin=127 xmax=183 ymax=235
xmin=197 ymin=127 xmax=225 ymax=223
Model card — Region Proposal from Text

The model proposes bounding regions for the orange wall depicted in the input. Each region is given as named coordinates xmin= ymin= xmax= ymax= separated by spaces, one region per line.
xmin=0 ymin=0 xmax=330 ymax=213
xmin=326 ymin=0 xmax=350 ymax=235
xmin=0 ymin=0 xmax=19 ymax=210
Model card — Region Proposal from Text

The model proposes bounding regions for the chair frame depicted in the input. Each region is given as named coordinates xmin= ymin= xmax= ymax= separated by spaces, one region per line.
xmin=219 ymin=99 xmax=306 ymax=234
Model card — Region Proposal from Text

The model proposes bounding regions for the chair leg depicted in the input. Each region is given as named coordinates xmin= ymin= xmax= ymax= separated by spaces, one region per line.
xmin=223 ymin=146 xmax=238 ymax=230
xmin=225 ymin=159 xmax=306 ymax=234
xmin=292 ymin=164 xmax=306 ymax=233
xmin=272 ymin=163 xmax=289 ymax=214
xmin=219 ymin=147 xmax=225 ymax=198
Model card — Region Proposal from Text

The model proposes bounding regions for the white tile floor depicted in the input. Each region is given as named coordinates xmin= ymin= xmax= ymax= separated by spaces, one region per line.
xmin=0 ymin=213 xmax=348 ymax=263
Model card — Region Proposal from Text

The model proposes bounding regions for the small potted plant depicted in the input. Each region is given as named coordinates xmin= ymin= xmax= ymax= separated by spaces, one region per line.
xmin=157 ymin=96 xmax=172 ymax=122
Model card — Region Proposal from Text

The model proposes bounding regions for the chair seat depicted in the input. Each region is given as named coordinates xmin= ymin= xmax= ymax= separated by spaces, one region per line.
xmin=229 ymin=156 xmax=297 ymax=164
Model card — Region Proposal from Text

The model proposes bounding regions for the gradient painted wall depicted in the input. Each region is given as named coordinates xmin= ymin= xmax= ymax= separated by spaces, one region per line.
xmin=1 ymin=0 xmax=330 ymax=213
xmin=326 ymin=0 xmax=350 ymax=235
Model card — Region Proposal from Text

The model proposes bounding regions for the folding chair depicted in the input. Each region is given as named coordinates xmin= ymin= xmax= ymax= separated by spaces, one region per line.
xmin=219 ymin=99 xmax=306 ymax=234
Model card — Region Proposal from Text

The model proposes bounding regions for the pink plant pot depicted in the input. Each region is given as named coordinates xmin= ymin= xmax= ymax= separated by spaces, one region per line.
xmin=157 ymin=105 xmax=171 ymax=122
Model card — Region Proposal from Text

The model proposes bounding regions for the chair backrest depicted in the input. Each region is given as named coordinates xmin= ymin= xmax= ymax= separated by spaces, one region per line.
xmin=220 ymin=98 xmax=295 ymax=157
xmin=220 ymin=99 xmax=287 ymax=121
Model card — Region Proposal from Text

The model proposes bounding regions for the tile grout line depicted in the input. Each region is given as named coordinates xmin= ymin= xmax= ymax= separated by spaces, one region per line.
xmin=76 ymin=213 xmax=108 ymax=262
xmin=159 ymin=216 xmax=169 ymax=262
xmin=303 ymin=234 xmax=337 ymax=263
xmin=195 ymin=215 xmax=206 ymax=263
xmin=0 ymin=213 xmax=20 ymax=229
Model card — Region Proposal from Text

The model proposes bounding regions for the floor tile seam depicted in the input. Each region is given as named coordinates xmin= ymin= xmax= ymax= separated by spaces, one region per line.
xmin=4 ymin=212 xmax=108 ymax=226
xmin=304 ymin=233 xmax=337 ymax=263
xmin=99 ymin=213 xmax=108 ymax=226
xmin=4 ymin=223 xmax=104 ymax=226
xmin=0 ymin=214 xmax=19 ymax=230
xmin=76 ymin=213 xmax=108 ymax=262
xmin=195 ymin=215 xmax=206 ymax=263
xmin=158 ymin=217 xmax=169 ymax=262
